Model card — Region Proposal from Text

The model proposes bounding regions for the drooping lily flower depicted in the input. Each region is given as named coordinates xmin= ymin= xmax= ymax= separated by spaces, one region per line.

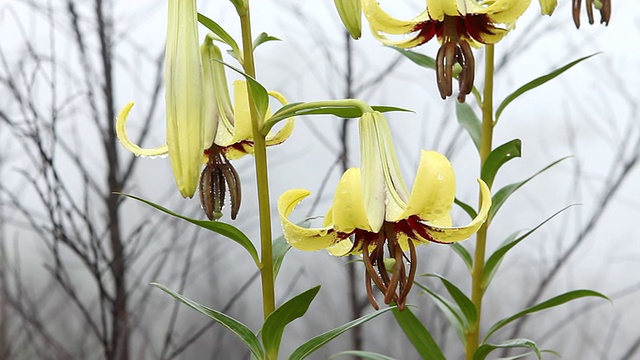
xmin=572 ymin=0 xmax=611 ymax=28
xmin=362 ymin=0 xmax=548 ymax=102
xmin=278 ymin=111 xmax=491 ymax=309
xmin=117 ymin=27 xmax=294 ymax=216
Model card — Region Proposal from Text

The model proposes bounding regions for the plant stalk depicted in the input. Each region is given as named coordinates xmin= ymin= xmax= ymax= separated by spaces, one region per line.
xmin=465 ymin=44 xmax=495 ymax=360
xmin=239 ymin=6 xmax=275 ymax=321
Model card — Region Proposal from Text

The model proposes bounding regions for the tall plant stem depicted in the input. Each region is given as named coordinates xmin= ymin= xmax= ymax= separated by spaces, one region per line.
xmin=239 ymin=6 xmax=275 ymax=321
xmin=465 ymin=44 xmax=495 ymax=360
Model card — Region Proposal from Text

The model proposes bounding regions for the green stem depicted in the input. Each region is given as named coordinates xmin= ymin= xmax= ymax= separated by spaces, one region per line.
xmin=465 ymin=44 xmax=495 ymax=360
xmin=239 ymin=6 xmax=275 ymax=321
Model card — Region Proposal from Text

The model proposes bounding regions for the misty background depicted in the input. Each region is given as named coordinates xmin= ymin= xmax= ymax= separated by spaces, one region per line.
xmin=1 ymin=0 xmax=639 ymax=359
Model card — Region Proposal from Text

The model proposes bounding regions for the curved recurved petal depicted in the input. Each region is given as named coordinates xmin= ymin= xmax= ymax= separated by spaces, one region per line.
xmin=278 ymin=189 xmax=340 ymax=251
xmin=421 ymin=179 xmax=491 ymax=243
xmin=332 ymin=168 xmax=374 ymax=233
xmin=115 ymin=102 xmax=169 ymax=157
xmin=369 ymin=28 xmax=432 ymax=48
xmin=398 ymin=150 xmax=455 ymax=223
xmin=483 ymin=0 xmax=532 ymax=24
xmin=363 ymin=0 xmax=428 ymax=35
xmin=265 ymin=90 xmax=294 ymax=147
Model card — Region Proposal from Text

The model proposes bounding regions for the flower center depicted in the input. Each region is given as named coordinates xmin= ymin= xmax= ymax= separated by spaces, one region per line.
xmin=435 ymin=16 xmax=475 ymax=102
xmin=356 ymin=223 xmax=417 ymax=311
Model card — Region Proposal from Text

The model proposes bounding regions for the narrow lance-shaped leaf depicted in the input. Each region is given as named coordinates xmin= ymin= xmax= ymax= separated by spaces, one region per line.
xmin=388 ymin=47 xmax=435 ymax=70
xmin=392 ymin=305 xmax=446 ymax=360
xmin=264 ymin=103 xmax=411 ymax=134
xmin=483 ymin=205 xmax=575 ymax=289
xmin=262 ymin=286 xmax=320 ymax=359
xmin=489 ymin=157 xmax=570 ymax=222
xmin=152 ymin=283 xmax=265 ymax=360
xmin=197 ymin=13 xmax=241 ymax=62
xmin=495 ymin=54 xmax=598 ymax=121
xmin=483 ymin=290 xmax=609 ymax=343
xmin=219 ymin=61 xmax=270 ymax=122
xmin=423 ymin=273 xmax=477 ymax=326
xmin=330 ymin=351 xmax=395 ymax=360
xmin=473 ymin=338 xmax=543 ymax=360
xmin=120 ymin=194 xmax=259 ymax=266
xmin=415 ymin=283 xmax=466 ymax=345
xmin=480 ymin=139 xmax=522 ymax=189
xmin=288 ymin=307 xmax=395 ymax=360
xmin=253 ymin=32 xmax=281 ymax=50
xmin=450 ymin=243 xmax=473 ymax=271
xmin=456 ymin=102 xmax=481 ymax=152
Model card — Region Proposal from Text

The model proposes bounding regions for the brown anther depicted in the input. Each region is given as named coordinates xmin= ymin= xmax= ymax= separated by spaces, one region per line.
xmin=572 ymin=0 xmax=611 ymax=29
xmin=360 ymin=223 xmax=418 ymax=311
xmin=199 ymin=144 xmax=242 ymax=220
xmin=436 ymin=40 xmax=475 ymax=103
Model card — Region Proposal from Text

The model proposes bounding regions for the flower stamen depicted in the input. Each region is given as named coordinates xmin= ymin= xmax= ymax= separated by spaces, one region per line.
xmin=199 ymin=144 xmax=241 ymax=220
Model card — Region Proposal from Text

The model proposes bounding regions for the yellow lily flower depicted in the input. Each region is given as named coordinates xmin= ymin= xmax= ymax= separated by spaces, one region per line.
xmin=278 ymin=111 xmax=491 ymax=309
xmin=572 ymin=0 xmax=611 ymax=28
xmin=362 ymin=0 xmax=537 ymax=101
xmin=117 ymin=30 xmax=294 ymax=204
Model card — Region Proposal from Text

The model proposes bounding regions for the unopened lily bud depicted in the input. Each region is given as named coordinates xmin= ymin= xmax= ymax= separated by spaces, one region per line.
xmin=333 ymin=0 xmax=362 ymax=40
xmin=165 ymin=0 xmax=205 ymax=198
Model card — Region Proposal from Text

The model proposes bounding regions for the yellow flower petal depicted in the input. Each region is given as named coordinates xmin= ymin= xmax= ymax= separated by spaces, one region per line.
xmin=422 ymin=178 xmax=491 ymax=243
xmin=483 ymin=0 xmax=532 ymax=24
xmin=331 ymin=168 xmax=374 ymax=233
xmin=278 ymin=189 xmax=340 ymax=251
xmin=115 ymin=102 xmax=169 ymax=157
xmin=265 ymin=90 xmax=295 ymax=147
xmin=363 ymin=0 xmax=428 ymax=34
xmin=427 ymin=0 xmax=469 ymax=21
xmin=399 ymin=150 xmax=455 ymax=222
xmin=201 ymin=35 xmax=221 ymax=149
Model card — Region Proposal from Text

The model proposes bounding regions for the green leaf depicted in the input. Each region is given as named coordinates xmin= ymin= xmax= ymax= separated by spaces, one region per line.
xmin=388 ymin=47 xmax=435 ymax=70
xmin=489 ymin=157 xmax=570 ymax=222
xmin=264 ymin=103 xmax=411 ymax=134
xmin=288 ymin=307 xmax=395 ymax=360
xmin=120 ymin=194 xmax=260 ymax=266
xmin=423 ymin=274 xmax=477 ymax=326
xmin=197 ymin=13 xmax=241 ymax=61
xmin=456 ymin=102 xmax=482 ymax=151
xmin=495 ymin=54 xmax=597 ymax=121
xmin=483 ymin=290 xmax=609 ymax=343
xmin=454 ymin=198 xmax=478 ymax=219
xmin=152 ymin=282 xmax=264 ymax=359
xmin=450 ymin=243 xmax=473 ymax=271
xmin=253 ymin=32 xmax=281 ymax=50
xmin=473 ymin=338 xmax=542 ymax=360
xmin=481 ymin=139 xmax=522 ymax=189
xmin=392 ymin=306 xmax=446 ymax=360
xmin=330 ymin=351 xmax=396 ymax=360
xmin=262 ymin=286 xmax=320 ymax=359
xmin=415 ymin=283 xmax=466 ymax=344
xmin=219 ymin=61 xmax=270 ymax=122
xmin=482 ymin=206 xmax=574 ymax=289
